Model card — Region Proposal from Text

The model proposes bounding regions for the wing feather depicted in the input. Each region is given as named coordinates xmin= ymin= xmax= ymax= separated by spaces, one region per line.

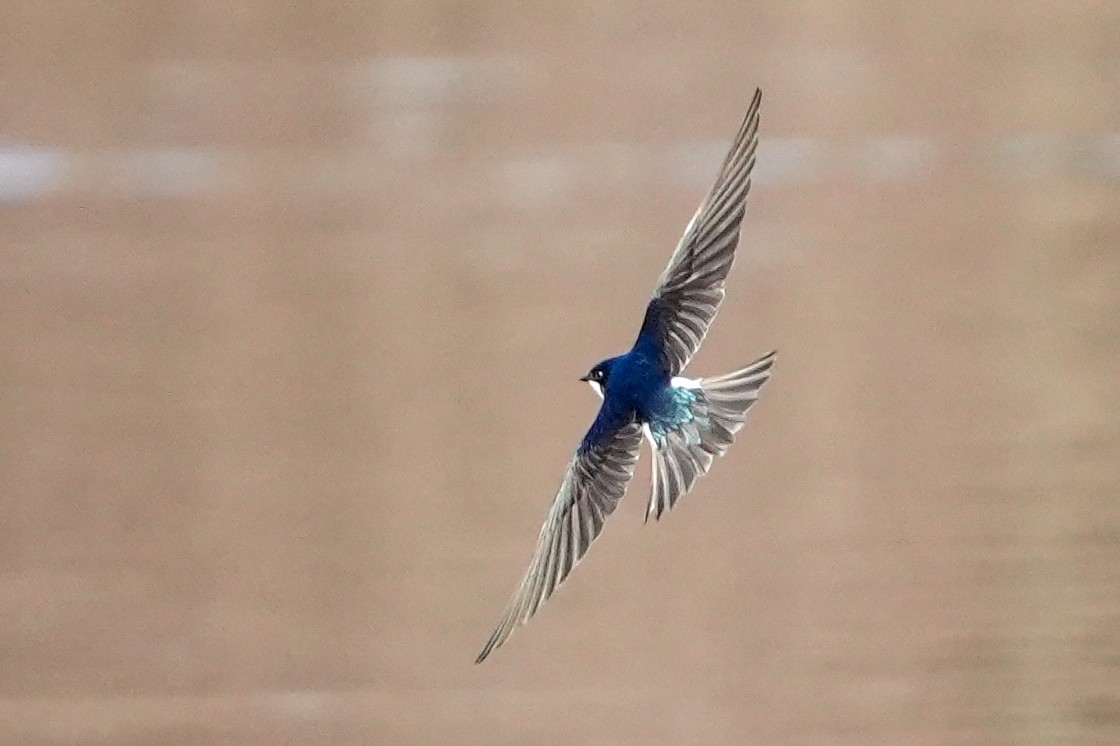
xmin=475 ymin=419 xmax=642 ymax=663
xmin=638 ymin=88 xmax=762 ymax=374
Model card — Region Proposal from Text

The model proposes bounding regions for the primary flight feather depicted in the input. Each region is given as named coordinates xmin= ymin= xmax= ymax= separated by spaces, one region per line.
xmin=477 ymin=88 xmax=774 ymax=663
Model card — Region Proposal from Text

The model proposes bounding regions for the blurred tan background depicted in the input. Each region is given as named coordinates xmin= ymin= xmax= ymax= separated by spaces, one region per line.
xmin=2 ymin=2 xmax=1119 ymax=744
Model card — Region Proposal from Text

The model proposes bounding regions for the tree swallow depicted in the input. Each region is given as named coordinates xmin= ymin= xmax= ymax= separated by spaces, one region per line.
xmin=476 ymin=89 xmax=774 ymax=663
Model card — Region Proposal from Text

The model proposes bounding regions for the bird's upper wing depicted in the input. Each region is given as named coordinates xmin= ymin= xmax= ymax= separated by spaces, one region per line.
xmin=476 ymin=416 xmax=643 ymax=663
xmin=637 ymin=88 xmax=762 ymax=375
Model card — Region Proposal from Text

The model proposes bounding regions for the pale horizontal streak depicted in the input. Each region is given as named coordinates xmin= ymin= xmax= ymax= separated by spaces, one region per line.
xmin=0 ymin=685 xmax=672 ymax=740
xmin=0 ymin=134 xmax=1117 ymax=206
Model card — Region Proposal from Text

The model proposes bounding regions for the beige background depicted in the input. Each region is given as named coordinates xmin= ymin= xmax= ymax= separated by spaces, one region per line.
xmin=2 ymin=3 xmax=1119 ymax=744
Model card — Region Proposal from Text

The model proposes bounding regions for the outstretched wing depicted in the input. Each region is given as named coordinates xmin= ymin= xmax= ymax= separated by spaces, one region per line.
xmin=476 ymin=417 xmax=643 ymax=663
xmin=637 ymin=88 xmax=762 ymax=375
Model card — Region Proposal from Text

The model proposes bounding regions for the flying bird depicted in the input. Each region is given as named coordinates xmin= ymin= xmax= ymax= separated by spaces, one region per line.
xmin=476 ymin=88 xmax=774 ymax=663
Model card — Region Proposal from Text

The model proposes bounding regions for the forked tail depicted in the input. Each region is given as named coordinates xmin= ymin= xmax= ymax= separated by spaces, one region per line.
xmin=645 ymin=350 xmax=776 ymax=521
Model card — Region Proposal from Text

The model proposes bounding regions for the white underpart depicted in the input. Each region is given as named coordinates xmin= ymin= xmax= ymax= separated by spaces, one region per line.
xmin=671 ymin=375 xmax=702 ymax=389
xmin=587 ymin=380 xmax=604 ymax=399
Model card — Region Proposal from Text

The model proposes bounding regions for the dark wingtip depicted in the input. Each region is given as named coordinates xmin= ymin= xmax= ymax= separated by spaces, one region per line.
xmin=475 ymin=636 xmax=497 ymax=664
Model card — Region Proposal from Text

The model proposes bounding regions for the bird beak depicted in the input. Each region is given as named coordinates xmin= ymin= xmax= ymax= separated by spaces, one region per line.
xmin=578 ymin=374 xmax=591 ymax=382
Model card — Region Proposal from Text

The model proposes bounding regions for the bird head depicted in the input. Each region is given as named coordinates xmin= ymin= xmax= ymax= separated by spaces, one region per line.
xmin=579 ymin=359 xmax=612 ymax=399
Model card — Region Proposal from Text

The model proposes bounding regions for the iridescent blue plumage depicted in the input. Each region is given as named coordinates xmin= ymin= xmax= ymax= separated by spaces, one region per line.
xmin=578 ymin=346 xmax=665 ymax=452
xmin=477 ymin=88 xmax=774 ymax=663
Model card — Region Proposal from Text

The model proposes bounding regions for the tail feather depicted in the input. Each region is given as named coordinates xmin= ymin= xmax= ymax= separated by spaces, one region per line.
xmin=644 ymin=350 xmax=775 ymax=522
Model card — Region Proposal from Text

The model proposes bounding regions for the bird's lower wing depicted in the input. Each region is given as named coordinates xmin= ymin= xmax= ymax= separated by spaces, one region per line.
xmin=476 ymin=419 xmax=643 ymax=663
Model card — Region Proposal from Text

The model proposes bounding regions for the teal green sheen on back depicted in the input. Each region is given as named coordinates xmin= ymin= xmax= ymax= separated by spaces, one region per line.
xmin=646 ymin=385 xmax=706 ymax=446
